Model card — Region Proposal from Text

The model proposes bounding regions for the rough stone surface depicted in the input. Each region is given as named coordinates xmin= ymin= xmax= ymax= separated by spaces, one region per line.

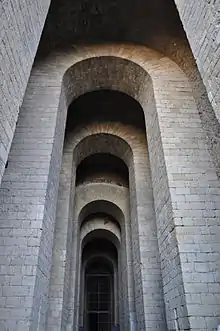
xmin=46 ymin=118 xmax=165 ymax=330
xmin=174 ymin=0 xmax=220 ymax=121
xmin=0 ymin=42 xmax=220 ymax=331
xmin=1 ymin=0 xmax=220 ymax=188
xmin=0 ymin=0 xmax=51 ymax=183
xmin=0 ymin=64 xmax=66 ymax=331
xmin=39 ymin=0 xmax=220 ymax=147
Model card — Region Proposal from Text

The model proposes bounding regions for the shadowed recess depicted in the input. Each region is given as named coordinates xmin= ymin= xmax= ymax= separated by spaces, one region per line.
xmin=39 ymin=0 xmax=185 ymax=53
xmin=66 ymin=89 xmax=146 ymax=132
xmin=76 ymin=153 xmax=129 ymax=186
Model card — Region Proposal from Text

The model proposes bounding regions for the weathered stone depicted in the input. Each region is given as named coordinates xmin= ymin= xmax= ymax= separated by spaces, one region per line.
xmin=0 ymin=1 xmax=220 ymax=330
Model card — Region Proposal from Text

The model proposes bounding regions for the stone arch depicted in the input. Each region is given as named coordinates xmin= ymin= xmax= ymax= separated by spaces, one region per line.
xmin=46 ymin=44 xmax=206 ymax=331
xmin=80 ymin=229 xmax=121 ymax=328
xmin=49 ymin=44 xmax=192 ymax=115
xmin=63 ymin=119 xmax=158 ymax=330
xmin=73 ymin=133 xmax=133 ymax=168
xmin=78 ymin=200 xmax=125 ymax=229
xmin=62 ymin=124 xmax=138 ymax=330
xmin=53 ymin=116 xmax=163 ymax=330
xmin=76 ymin=152 xmax=129 ymax=187
xmin=80 ymin=220 xmax=121 ymax=246
xmin=74 ymin=196 xmax=130 ymax=331
xmin=0 ymin=40 xmax=218 ymax=331
xmin=75 ymin=185 xmax=129 ymax=219
xmin=62 ymin=56 xmax=151 ymax=106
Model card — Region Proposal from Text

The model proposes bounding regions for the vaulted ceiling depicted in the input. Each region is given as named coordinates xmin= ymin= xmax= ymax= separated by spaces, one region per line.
xmin=40 ymin=0 xmax=186 ymax=55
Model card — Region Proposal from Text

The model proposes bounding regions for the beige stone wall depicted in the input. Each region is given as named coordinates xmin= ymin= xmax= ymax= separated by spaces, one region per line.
xmin=1 ymin=0 xmax=219 ymax=189
xmin=0 ymin=45 xmax=219 ymax=330
xmin=174 ymin=0 xmax=220 ymax=121
xmin=46 ymin=120 xmax=164 ymax=330
xmin=0 ymin=1 xmax=50 ymax=182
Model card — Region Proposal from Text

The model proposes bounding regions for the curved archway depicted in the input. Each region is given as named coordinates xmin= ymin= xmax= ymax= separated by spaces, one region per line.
xmin=67 ymin=89 xmax=146 ymax=132
xmin=46 ymin=45 xmax=211 ymax=331
xmin=78 ymin=200 xmax=126 ymax=228
xmin=81 ymin=223 xmax=121 ymax=248
xmin=72 ymin=133 xmax=133 ymax=168
xmin=0 ymin=31 xmax=218 ymax=331
xmin=56 ymin=46 xmax=191 ymax=325
xmin=62 ymin=56 xmax=152 ymax=107
xmin=80 ymin=230 xmax=120 ymax=331
xmin=54 ymin=121 xmax=163 ymax=331
xmin=59 ymin=58 xmax=156 ymax=326
xmin=75 ymin=201 xmax=129 ymax=331
xmin=76 ymin=153 xmax=129 ymax=187
xmin=50 ymin=121 xmax=162 ymax=331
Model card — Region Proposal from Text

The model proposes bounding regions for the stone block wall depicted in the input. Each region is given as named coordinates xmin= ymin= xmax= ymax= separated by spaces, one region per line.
xmin=0 ymin=63 xmax=66 ymax=331
xmin=46 ymin=117 xmax=166 ymax=331
xmin=46 ymin=148 xmax=75 ymax=331
xmin=145 ymin=59 xmax=220 ymax=330
xmin=174 ymin=0 xmax=220 ymax=121
xmin=0 ymin=43 xmax=219 ymax=331
xmin=0 ymin=0 xmax=50 ymax=183
xmin=43 ymin=45 xmax=220 ymax=330
xmin=1 ymin=0 xmax=220 ymax=188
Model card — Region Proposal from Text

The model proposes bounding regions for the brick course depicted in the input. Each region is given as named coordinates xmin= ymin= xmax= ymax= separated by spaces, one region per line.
xmin=0 ymin=0 xmax=50 ymax=184
xmin=0 ymin=44 xmax=219 ymax=330
xmin=174 ymin=0 xmax=220 ymax=121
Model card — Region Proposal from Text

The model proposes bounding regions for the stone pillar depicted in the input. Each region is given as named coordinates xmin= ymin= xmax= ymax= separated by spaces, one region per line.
xmin=130 ymin=135 xmax=167 ymax=331
xmin=0 ymin=64 xmax=66 ymax=331
xmin=0 ymin=0 xmax=51 ymax=184
xmin=46 ymin=141 xmax=75 ymax=331
xmin=174 ymin=0 xmax=220 ymax=121
xmin=145 ymin=69 xmax=220 ymax=331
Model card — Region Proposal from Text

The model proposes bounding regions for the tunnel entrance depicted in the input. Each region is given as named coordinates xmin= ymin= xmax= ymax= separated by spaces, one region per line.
xmin=85 ymin=258 xmax=113 ymax=331
xmin=82 ymin=236 xmax=118 ymax=331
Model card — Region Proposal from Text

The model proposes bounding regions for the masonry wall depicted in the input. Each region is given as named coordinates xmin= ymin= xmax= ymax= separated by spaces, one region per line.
xmin=0 ymin=43 xmax=220 ymax=331
xmin=73 ymin=183 xmax=130 ymax=330
xmin=48 ymin=122 xmax=165 ymax=331
xmin=174 ymin=0 xmax=220 ymax=121
xmin=1 ymin=0 xmax=220 ymax=187
xmin=144 ymin=59 xmax=220 ymax=331
xmin=0 ymin=62 xmax=66 ymax=331
xmin=41 ymin=47 xmax=220 ymax=330
xmin=0 ymin=0 xmax=50 ymax=183
xmin=46 ymin=146 xmax=75 ymax=331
